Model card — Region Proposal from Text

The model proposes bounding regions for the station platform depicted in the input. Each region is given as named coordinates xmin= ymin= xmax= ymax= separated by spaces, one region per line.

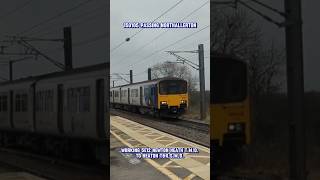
xmin=0 ymin=163 xmax=46 ymax=180
xmin=110 ymin=115 xmax=210 ymax=180
xmin=0 ymin=172 xmax=45 ymax=180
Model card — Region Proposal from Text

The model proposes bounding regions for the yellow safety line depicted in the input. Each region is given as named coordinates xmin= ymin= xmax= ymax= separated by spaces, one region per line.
xmin=162 ymin=161 xmax=173 ymax=167
xmin=154 ymin=136 xmax=165 ymax=140
xmin=184 ymin=173 xmax=196 ymax=180
xmin=165 ymin=141 xmax=179 ymax=147
xmin=166 ymin=165 xmax=183 ymax=168
xmin=111 ymin=117 xmax=210 ymax=180
xmin=110 ymin=130 xmax=180 ymax=180
xmin=144 ymin=132 xmax=156 ymax=136
xmin=184 ymin=162 xmax=210 ymax=180
xmin=137 ymin=129 xmax=150 ymax=132
xmin=156 ymin=140 xmax=174 ymax=142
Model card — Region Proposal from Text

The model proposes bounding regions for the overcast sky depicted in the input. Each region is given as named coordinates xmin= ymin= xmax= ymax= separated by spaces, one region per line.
xmin=2 ymin=1 xmax=317 ymax=91
xmin=110 ymin=0 xmax=210 ymax=90
xmin=217 ymin=0 xmax=319 ymax=91
xmin=0 ymin=0 xmax=107 ymax=80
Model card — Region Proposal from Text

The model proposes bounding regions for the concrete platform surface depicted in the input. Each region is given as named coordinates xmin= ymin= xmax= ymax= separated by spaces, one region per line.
xmin=0 ymin=172 xmax=46 ymax=180
xmin=110 ymin=115 xmax=210 ymax=180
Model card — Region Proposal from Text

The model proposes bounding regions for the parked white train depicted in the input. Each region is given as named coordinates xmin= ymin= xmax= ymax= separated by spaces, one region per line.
xmin=0 ymin=63 xmax=108 ymax=163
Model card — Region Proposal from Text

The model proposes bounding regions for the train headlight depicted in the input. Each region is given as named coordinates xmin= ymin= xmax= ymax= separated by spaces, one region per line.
xmin=228 ymin=124 xmax=236 ymax=131
xmin=160 ymin=101 xmax=167 ymax=105
xmin=228 ymin=123 xmax=245 ymax=132
xmin=180 ymin=100 xmax=187 ymax=104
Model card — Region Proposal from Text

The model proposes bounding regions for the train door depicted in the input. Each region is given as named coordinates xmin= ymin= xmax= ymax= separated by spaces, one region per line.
xmin=9 ymin=90 xmax=14 ymax=128
xmin=154 ymin=84 xmax=158 ymax=108
xmin=57 ymin=84 xmax=64 ymax=133
xmin=140 ymin=86 xmax=143 ymax=106
xmin=31 ymin=84 xmax=36 ymax=131
xmin=128 ymin=88 xmax=130 ymax=104
xmin=119 ymin=88 xmax=122 ymax=103
xmin=96 ymin=79 xmax=105 ymax=138
xmin=151 ymin=86 xmax=156 ymax=108
xmin=112 ymin=90 xmax=114 ymax=102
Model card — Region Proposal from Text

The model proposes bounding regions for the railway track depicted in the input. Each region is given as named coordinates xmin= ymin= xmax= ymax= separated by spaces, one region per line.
xmin=0 ymin=147 xmax=107 ymax=180
xmin=170 ymin=117 xmax=209 ymax=132
xmin=110 ymin=108 xmax=209 ymax=147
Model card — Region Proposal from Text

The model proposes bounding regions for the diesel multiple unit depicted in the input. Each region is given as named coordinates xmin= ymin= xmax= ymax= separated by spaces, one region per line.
xmin=110 ymin=77 xmax=188 ymax=118
xmin=211 ymin=55 xmax=250 ymax=148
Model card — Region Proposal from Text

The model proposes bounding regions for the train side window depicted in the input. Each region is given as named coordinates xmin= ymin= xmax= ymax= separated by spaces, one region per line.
xmin=36 ymin=90 xmax=53 ymax=112
xmin=35 ymin=92 xmax=38 ymax=111
xmin=0 ymin=96 xmax=5 ymax=112
xmin=36 ymin=92 xmax=40 ymax=112
xmin=144 ymin=87 xmax=149 ymax=96
xmin=67 ymin=89 xmax=72 ymax=112
xmin=79 ymin=86 xmax=90 ymax=112
xmin=131 ymin=89 xmax=138 ymax=97
xmin=44 ymin=91 xmax=48 ymax=112
xmin=40 ymin=92 xmax=43 ymax=112
xmin=67 ymin=89 xmax=71 ymax=112
xmin=36 ymin=92 xmax=39 ymax=112
xmin=67 ymin=88 xmax=77 ymax=112
xmin=47 ymin=90 xmax=53 ymax=112
xmin=0 ymin=96 xmax=2 ymax=112
xmin=21 ymin=94 xmax=28 ymax=112
xmin=3 ymin=96 xmax=7 ymax=112
xmin=15 ymin=94 xmax=21 ymax=112
xmin=15 ymin=93 xmax=28 ymax=112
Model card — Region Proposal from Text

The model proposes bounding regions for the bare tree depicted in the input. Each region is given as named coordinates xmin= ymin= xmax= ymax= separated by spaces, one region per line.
xmin=151 ymin=61 xmax=198 ymax=92
xmin=248 ymin=42 xmax=285 ymax=96
xmin=211 ymin=9 xmax=261 ymax=58
xmin=211 ymin=8 xmax=285 ymax=96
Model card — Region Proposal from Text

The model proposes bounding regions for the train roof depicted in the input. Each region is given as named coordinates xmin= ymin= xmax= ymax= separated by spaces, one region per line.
xmin=0 ymin=63 xmax=108 ymax=85
xmin=211 ymin=53 xmax=246 ymax=64
xmin=111 ymin=77 xmax=186 ymax=89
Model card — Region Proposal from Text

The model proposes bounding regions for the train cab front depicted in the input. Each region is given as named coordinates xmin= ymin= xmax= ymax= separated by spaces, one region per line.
xmin=211 ymin=57 xmax=250 ymax=150
xmin=211 ymin=100 xmax=250 ymax=148
xmin=157 ymin=79 xmax=188 ymax=117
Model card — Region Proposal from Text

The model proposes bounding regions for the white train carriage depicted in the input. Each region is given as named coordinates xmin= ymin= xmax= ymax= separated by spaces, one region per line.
xmin=0 ymin=63 xmax=107 ymax=140
xmin=0 ymin=63 xmax=108 ymax=163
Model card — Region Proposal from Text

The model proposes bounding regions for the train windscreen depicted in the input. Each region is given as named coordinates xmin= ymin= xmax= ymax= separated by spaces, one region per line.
xmin=159 ymin=80 xmax=187 ymax=95
xmin=211 ymin=59 xmax=247 ymax=103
